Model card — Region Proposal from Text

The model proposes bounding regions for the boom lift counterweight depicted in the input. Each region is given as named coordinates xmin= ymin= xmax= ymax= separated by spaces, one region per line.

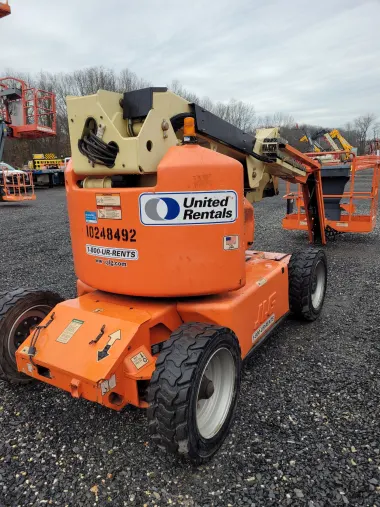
xmin=0 ymin=88 xmax=328 ymax=463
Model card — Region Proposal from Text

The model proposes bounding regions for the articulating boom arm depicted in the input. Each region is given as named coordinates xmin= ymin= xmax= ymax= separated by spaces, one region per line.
xmin=67 ymin=87 xmax=326 ymax=243
xmin=300 ymin=130 xmax=324 ymax=152
xmin=67 ymin=87 xmax=320 ymax=203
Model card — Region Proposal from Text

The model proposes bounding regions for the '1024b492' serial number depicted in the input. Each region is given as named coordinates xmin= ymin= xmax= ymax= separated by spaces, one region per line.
xmin=86 ymin=225 xmax=136 ymax=242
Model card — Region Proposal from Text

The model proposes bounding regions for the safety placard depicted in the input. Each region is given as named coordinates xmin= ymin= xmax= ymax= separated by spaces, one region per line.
xmin=98 ymin=207 xmax=122 ymax=220
xmin=57 ymin=319 xmax=84 ymax=344
xmin=131 ymin=351 xmax=149 ymax=369
xmin=96 ymin=194 xmax=121 ymax=207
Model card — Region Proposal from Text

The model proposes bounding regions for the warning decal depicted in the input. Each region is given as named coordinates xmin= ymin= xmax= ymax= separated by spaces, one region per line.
xmin=96 ymin=194 xmax=121 ymax=207
xmin=131 ymin=351 xmax=149 ymax=370
xmin=57 ymin=319 xmax=84 ymax=344
xmin=98 ymin=207 xmax=122 ymax=220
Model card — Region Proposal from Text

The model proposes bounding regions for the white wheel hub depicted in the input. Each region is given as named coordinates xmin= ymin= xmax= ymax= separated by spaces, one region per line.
xmin=196 ymin=347 xmax=235 ymax=440
xmin=311 ymin=260 xmax=326 ymax=309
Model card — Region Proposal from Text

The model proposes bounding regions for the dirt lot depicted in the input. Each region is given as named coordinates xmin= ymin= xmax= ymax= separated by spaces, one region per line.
xmin=0 ymin=181 xmax=379 ymax=507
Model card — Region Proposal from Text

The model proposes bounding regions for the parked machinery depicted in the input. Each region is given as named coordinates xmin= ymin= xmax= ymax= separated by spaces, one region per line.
xmin=28 ymin=153 xmax=68 ymax=187
xmin=283 ymin=150 xmax=380 ymax=240
xmin=300 ymin=128 xmax=353 ymax=162
xmin=0 ymin=0 xmax=10 ymax=18
xmin=0 ymin=77 xmax=57 ymax=201
xmin=0 ymin=87 xmax=329 ymax=463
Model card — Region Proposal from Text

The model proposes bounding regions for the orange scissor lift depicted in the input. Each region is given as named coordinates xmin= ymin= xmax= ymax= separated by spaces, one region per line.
xmin=0 ymin=167 xmax=35 ymax=202
xmin=0 ymin=77 xmax=56 ymax=202
xmin=283 ymin=151 xmax=380 ymax=241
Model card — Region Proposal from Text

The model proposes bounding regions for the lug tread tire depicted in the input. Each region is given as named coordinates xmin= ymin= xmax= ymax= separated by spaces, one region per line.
xmin=288 ymin=248 xmax=327 ymax=321
xmin=0 ymin=288 xmax=62 ymax=384
xmin=147 ymin=322 xmax=240 ymax=464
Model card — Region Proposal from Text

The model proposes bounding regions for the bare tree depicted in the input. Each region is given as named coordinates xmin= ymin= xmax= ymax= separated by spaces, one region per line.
xmin=372 ymin=122 xmax=380 ymax=140
xmin=212 ymin=99 xmax=256 ymax=132
xmin=354 ymin=114 xmax=376 ymax=154
xmin=167 ymin=80 xmax=257 ymax=131
xmin=117 ymin=68 xmax=150 ymax=94
xmin=168 ymin=80 xmax=199 ymax=104
xmin=256 ymin=112 xmax=295 ymax=129
xmin=2 ymin=67 xmax=376 ymax=167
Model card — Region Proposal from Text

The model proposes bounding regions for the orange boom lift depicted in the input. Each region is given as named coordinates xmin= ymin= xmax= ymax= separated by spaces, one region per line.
xmin=283 ymin=150 xmax=380 ymax=240
xmin=0 ymin=88 xmax=328 ymax=463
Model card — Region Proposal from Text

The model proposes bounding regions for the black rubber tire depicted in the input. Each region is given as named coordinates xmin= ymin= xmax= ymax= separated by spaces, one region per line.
xmin=147 ymin=322 xmax=241 ymax=464
xmin=0 ymin=288 xmax=63 ymax=384
xmin=288 ymin=248 xmax=327 ymax=321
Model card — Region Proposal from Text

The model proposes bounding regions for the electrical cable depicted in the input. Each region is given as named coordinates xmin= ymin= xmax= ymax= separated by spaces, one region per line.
xmin=78 ymin=131 xmax=119 ymax=168
xmin=27 ymin=312 xmax=55 ymax=365
xmin=250 ymin=151 xmax=275 ymax=164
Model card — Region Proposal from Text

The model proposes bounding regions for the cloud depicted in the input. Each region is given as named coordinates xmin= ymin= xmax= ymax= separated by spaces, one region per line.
xmin=1 ymin=0 xmax=379 ymax=126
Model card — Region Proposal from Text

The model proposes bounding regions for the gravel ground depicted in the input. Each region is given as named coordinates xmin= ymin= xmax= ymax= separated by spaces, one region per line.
xmin=0 ymin=179 xmax=379 ymax=507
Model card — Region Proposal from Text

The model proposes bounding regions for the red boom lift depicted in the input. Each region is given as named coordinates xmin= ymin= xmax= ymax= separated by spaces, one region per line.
xmin=0 ymin=0 xmax=10 ymax=18
xmin=0 ymin=2 xmax=57 ymax=202
xmin=0 ymin=77 xmax=56 ymax=202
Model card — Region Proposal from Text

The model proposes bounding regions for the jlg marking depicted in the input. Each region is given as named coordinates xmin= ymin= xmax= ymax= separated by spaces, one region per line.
xmin=252 ymin=292 xmax=276 ymax=342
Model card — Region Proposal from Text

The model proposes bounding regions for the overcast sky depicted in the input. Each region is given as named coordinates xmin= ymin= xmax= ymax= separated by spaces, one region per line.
xmin=1 ymin=0 xmax=379 ymax=127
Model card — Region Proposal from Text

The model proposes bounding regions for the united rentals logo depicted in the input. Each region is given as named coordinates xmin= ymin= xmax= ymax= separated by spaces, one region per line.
xmin=139 ymin=191 xmax=237 ymax=225
xmin=144 ymin=197 xmax=181 ymax=221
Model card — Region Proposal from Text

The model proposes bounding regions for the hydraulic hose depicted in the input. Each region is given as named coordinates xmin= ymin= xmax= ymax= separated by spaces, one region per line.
xmin=78 ymin=132 xmax=119 ymax=168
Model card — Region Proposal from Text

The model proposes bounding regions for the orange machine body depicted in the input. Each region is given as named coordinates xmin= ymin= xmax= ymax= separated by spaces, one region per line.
xmin=66 ymin=145 xmax=249 ymax=297
xmin=15 ymin=251 xmax=290 ymax=410
xmin=15 ymin=142 xmax=291 ymax=411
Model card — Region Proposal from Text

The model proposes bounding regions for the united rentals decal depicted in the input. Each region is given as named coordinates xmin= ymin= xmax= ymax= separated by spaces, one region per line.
xmin=139 ymin=191 xmax=237 ymax=226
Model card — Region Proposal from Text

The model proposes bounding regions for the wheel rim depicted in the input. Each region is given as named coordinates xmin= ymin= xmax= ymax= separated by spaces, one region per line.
xmin=8 ymin=305 xmax=51 ymax=364
xmin=311 ymin=260 xmax=326 ymax=310
xmin=196 ymin=347 xmax=235 ymax=440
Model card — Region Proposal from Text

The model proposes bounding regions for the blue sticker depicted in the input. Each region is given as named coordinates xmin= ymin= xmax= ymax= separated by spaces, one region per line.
xmin=85 ymin=211 xmax=98 ymax=224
